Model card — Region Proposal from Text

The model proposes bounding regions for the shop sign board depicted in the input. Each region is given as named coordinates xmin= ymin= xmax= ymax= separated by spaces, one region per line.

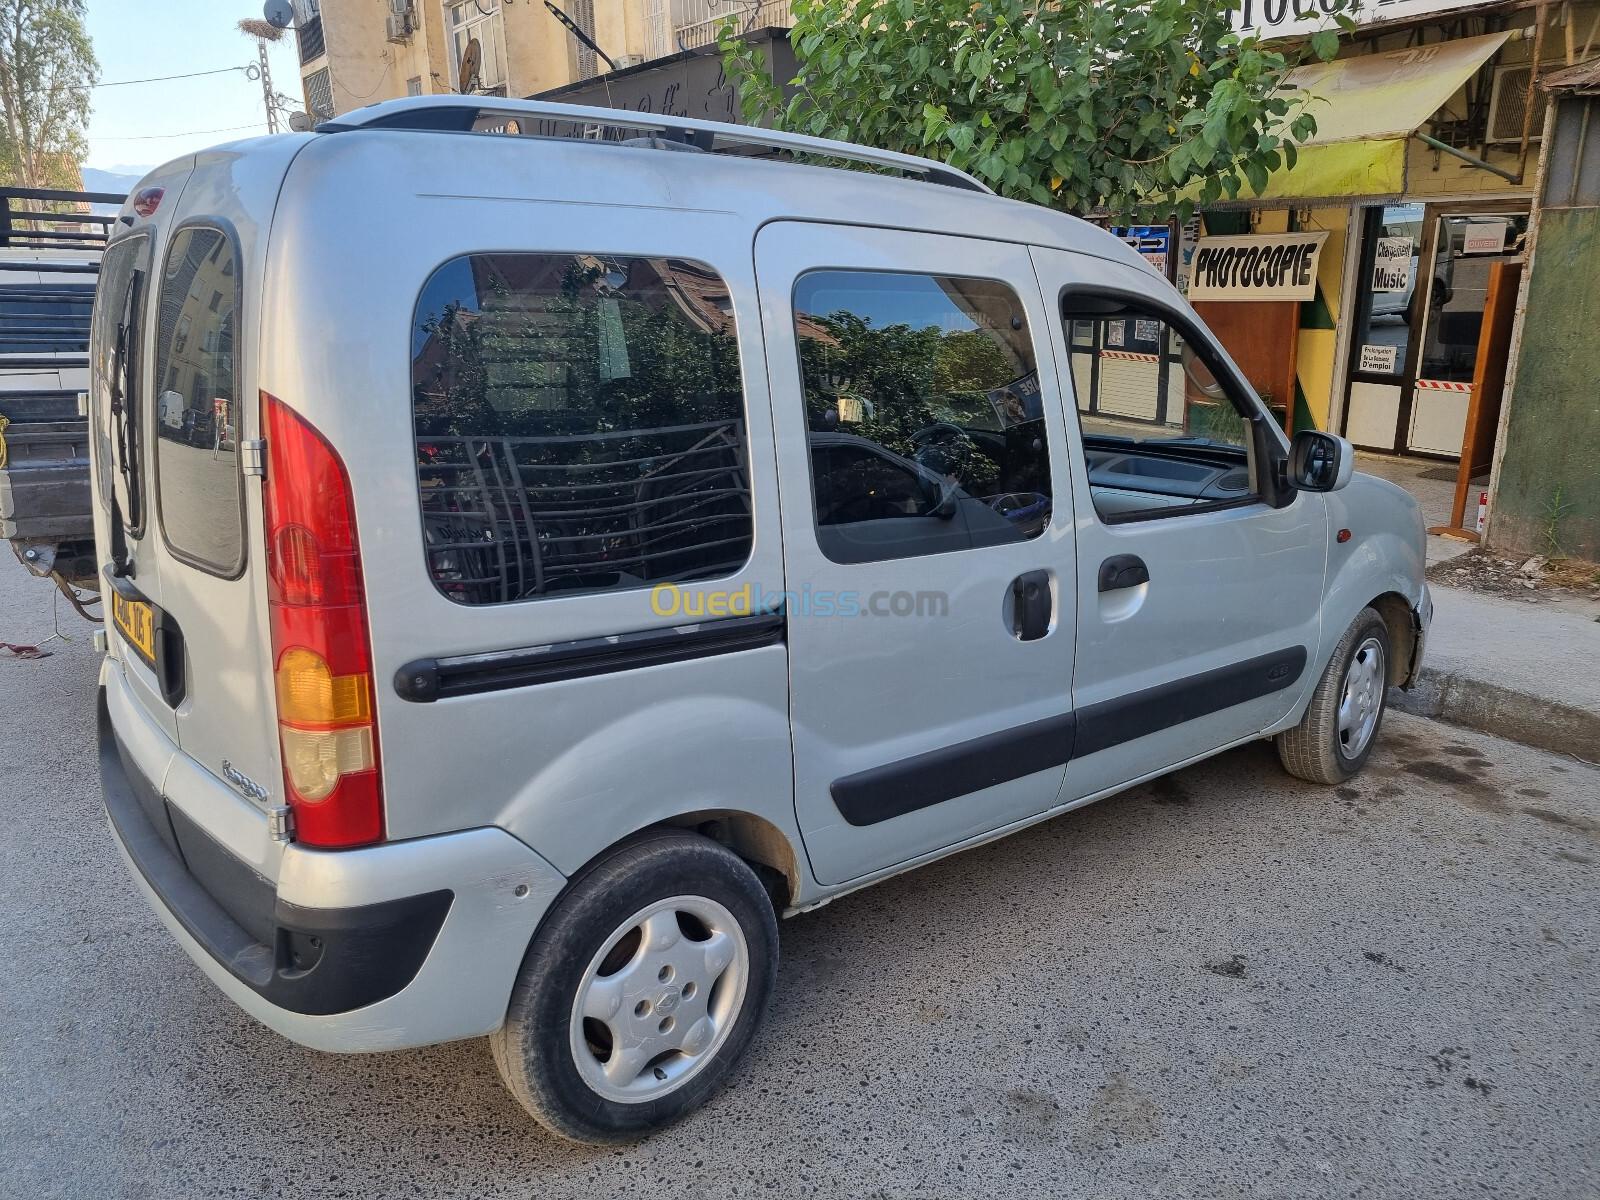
xmin=1359 ymin=343 xmax=1399 ymax=372
xmin=1187 ymin=231 xmax=1329 ymax=302
xmin=1371 ymin=237 xmax=1413 ymax=293
xmin=1230 ymin=0 xmax=1489 ymax=40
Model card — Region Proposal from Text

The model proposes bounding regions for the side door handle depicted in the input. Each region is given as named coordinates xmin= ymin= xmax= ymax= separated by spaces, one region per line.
xmin=1010 ymin=570 xmax=1052 ymax=641
xmin=1098 ymin=554 xmax=1150 ymax=592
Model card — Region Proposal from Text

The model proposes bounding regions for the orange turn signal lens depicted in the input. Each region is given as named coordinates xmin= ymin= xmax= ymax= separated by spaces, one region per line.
xmin=275 ymin=647 xmax=372 ymax=726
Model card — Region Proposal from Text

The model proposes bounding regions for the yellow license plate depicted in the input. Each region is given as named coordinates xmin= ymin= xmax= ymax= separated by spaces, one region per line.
xmin=111 ymin=591 xmax=156 ymax=667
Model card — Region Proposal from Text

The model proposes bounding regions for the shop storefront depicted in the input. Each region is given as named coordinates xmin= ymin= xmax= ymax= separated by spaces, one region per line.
xmin=1190 ymin=1 xmax=1597 ymax=484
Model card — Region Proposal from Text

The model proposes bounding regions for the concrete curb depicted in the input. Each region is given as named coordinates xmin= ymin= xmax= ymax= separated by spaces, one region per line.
xmin=1390 ymin=668 xmax=1600 ymax=762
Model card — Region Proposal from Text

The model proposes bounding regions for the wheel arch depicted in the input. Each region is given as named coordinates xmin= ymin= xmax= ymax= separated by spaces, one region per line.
xmin=1368 ymin=590 xmax=1420 ymax=687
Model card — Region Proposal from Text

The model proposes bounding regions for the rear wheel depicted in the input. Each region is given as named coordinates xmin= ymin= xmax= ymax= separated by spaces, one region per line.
xmin=490 ymin=830 xmax=778 ymax=1143
xmin=1277 ymin=607 xmax=1391 ymax=785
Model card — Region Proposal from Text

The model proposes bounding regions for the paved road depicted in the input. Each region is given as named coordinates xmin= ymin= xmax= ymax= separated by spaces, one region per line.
xmin=2 ymin=554 xmax=1597 ymax=1200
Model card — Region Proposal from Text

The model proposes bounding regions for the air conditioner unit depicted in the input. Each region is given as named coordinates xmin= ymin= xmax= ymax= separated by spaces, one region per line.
xmin=613 ymin=54 xmax=645 ymax=69
xmin=1486 ymin=63 xmax=1543 ymax=144
xmin=385 ymin=11 xmax=413 ymax=42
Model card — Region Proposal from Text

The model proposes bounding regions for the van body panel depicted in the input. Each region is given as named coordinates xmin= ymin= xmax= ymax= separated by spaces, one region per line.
xmin=260 ymin=133 xmax=794 ymax=855
xmin=754 ymin=221 xmax=1080 ymax=886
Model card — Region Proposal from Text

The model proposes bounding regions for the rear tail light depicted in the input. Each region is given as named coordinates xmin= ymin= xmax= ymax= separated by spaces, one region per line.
xmin=262 ymin=392 xmax=384 ymax=848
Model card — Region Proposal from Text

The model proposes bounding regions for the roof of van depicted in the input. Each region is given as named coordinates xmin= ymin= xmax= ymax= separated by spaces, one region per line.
xmin=180 ymin=98 xmax=1152 ymax=276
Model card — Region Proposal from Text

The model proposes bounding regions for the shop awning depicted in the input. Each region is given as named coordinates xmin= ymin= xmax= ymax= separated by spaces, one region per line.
xmin=1218 ymin=31 xmax=1512 ymax=203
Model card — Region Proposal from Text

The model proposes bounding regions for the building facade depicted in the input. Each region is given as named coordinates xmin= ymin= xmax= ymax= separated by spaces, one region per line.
xmin=291 ymin=0 xmax=793 ymax=119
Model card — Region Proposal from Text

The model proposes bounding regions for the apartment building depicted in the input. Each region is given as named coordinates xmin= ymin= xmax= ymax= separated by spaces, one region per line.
xmin=292 ymin=0 xmax=793 ymax=120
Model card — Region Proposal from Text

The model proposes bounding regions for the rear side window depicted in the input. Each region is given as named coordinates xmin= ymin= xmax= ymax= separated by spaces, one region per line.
xmin=410 ymin=253 xmax=753 ymax=605
xmin=153 ymin=226 xmax=244 ymax=575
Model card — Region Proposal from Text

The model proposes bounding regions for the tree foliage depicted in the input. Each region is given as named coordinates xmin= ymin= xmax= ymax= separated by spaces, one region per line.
xmin=0 ymin=0 xmax=97 ymax=189
xmin=720 ymin=0 xmax=1348 ymax=220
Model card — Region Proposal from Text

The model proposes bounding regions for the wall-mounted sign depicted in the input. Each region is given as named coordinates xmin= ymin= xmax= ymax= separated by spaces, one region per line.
xmin=1371 ymin=236 xmax=1413 ymax=293
xmin=1461 ymin=220 xmax=1509 ymax=255
xmin=1187 ymin=231 xmax=1329 ymax=302
xmin=1111 ymin=225 xmax=1172 ymax=280
xmin=1230 ymin=0 xmax=1488 ymax=41
xmin=1359 ymin=343 xmax=1399 ymax=373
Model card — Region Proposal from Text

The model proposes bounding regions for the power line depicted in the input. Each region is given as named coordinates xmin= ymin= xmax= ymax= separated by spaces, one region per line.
xmin=89 ymin=66 xmax=243 ymax=89
xmin=87 ymin=122 xmax=267 ymax=142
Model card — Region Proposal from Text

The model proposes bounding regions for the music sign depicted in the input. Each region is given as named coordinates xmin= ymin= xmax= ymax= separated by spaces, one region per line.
xmin=1371 ymin=237 xmax=1412 ymax=293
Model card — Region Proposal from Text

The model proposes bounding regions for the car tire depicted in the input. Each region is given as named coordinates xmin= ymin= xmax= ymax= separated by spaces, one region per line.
xmin=490 ymin=829 xmax=779 ymax=1144
xmin=1277 ymin=606 xmax=1392 ymax=785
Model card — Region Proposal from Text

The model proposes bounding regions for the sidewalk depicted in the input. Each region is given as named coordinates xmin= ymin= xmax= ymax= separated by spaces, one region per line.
xmin=1392 ymin=567 xmax=1600 ymax=761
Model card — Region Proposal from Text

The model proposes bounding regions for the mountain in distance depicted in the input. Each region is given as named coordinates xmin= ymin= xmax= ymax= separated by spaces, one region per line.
xmin=82 ymin=166 xmax=149 ymax=197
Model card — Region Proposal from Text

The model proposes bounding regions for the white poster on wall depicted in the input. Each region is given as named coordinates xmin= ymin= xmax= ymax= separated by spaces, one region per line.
xmin=1359 ymin=343 xmax=1399 ymax=373
xmin=1187 ymin=231 xmax=1329 ymax=302
xmin=1371 ymin=237 xmax=1413 ymax=293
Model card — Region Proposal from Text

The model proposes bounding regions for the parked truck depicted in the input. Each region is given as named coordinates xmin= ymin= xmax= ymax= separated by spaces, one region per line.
xmin=0 ymin=185 xmax=123 ymax=612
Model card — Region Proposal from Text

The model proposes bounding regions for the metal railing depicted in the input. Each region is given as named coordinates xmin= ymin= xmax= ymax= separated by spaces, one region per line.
xmin=673 ymin=0 xmax=792 ymax=51
xmin=0 ymin=187 xmax=124 ymax=254
xmin=320 ymin=96 xmax=991 ymax=193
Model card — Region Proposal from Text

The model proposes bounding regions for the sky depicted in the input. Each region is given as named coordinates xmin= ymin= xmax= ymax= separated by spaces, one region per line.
xmin=82 ymin=0 xmax=305 ymax=174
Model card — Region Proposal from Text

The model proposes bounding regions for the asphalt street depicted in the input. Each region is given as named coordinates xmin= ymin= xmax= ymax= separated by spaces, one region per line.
xmin=1 ymin=553 xmax=1597 ymax=1200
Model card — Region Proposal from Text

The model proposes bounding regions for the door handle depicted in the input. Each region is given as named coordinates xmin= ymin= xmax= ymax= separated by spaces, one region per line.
xmin=1010 ymin=570 xmax=1052 ymax=641
xmin=1098 ymin=554 xmax=1150 ymax=592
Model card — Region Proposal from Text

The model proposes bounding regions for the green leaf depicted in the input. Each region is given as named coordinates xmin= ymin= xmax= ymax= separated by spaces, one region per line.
xmin=1309 ymin=29 xmax=1341 ymax=62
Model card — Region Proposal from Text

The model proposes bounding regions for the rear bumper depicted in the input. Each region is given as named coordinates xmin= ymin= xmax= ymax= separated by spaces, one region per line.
xmin=100 ymin=681 xmax=568 ymax=1052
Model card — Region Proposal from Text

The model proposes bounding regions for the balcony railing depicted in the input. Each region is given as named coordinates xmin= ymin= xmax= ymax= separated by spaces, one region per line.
xmin=673 ymin=0 xmax=792 ymax=52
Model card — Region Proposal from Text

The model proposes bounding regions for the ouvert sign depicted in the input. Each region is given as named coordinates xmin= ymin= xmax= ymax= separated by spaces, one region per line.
xmin=1230 ymin=0 xmax=1493 ymax=40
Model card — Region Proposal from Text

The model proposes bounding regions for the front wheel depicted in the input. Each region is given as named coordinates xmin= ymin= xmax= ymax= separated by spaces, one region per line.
xmin=1277 ymin=607 xmax=1391 ymax=785
xmin=490 ymin=830 xmax=779 ymax=1143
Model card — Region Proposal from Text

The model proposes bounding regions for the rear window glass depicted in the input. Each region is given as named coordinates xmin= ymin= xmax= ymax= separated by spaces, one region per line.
xmin=153 ymin=226 xmax=244 ymax=575
xmin=89 ymin=236 xmax=146 ymax=519
xmin=410 ymin=253 xmax=753 ymax=605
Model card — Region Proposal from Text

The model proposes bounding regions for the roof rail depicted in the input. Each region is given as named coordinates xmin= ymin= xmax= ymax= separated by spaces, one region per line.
xmin=316 ymin=96 xmax=992 ymax=195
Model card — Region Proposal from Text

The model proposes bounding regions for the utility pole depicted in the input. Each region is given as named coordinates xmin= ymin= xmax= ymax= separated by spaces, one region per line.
xmin=255 ymin=35 xmax=279 ymax=133
xmin=238 ymin=17 xmax=288 ymax=133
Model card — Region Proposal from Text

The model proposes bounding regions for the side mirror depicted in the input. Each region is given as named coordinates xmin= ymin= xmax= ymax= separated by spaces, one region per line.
xmin=1289 ymin=429 xmax=1354 ymax=492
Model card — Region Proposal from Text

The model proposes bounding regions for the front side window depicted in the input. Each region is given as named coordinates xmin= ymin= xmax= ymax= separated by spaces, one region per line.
xmin=1063 ymin=295 xmax=1258 ymax=522
xmin=411 ymin=253 xmax=753 ymax=605
xmin=792 ymin=271 xmax=1051 ymax=565
xmin=153 ymin=226 xmax=244 ymax=575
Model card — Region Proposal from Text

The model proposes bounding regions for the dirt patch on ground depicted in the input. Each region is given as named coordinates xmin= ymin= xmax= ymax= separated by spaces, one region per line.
xmin=1428 ymin=547 xmax=1600 ymax=601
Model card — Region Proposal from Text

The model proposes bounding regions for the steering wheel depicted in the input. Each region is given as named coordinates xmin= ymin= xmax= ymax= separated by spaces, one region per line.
xmin=908 ymin=421 xmax=971 ymax=450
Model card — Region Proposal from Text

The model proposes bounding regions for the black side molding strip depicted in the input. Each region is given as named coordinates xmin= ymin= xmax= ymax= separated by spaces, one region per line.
xmin=396 ymin=608 xmax=786 ymax=702
xmin=1073 ymin=646 xmax=1307 ymax=759
xmin=830 ymin=646 xmax=1307 ymax=827
xmin=831 ymin=712 xmax=1077 ymax=828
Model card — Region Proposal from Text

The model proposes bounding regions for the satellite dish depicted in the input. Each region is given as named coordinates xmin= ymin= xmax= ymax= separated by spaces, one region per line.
xmin=458 ymin=36 xmax=482 ymax=93
xmin=262 ymin=0 xmax=294 ymax=29
xmin=288 ymin=111 xmax=314 ymax=132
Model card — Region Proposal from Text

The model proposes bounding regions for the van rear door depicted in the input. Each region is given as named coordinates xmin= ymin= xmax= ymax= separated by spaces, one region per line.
xmin=93 ymin=221 xmax=180 ymax=745
xmin=140 ymin=212 xmax=279 ymax=821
